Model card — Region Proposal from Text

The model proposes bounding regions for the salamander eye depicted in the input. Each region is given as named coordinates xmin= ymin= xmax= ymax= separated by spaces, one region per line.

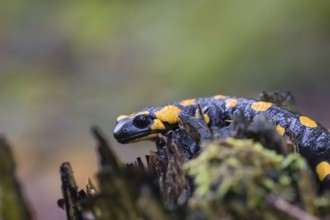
xmin=133 ymin=114 xmax=151 ymax=128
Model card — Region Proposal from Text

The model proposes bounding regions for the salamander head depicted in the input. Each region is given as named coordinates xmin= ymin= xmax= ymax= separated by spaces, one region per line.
xmin=113 ymin=105 xmax=182 ymax=144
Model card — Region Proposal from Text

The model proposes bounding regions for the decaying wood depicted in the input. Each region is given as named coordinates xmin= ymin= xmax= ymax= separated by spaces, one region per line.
xmin=59 ymin=162 xmax=84 ymax=220
xmin=78 ymin=126 xmax=170 ymax=220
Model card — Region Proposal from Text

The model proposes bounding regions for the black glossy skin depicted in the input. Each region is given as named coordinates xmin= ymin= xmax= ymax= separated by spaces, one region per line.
xmin=114 ymin=96 xmax=330 ymax=172
xmin=191 ymin=97 xmax=330 ymax=169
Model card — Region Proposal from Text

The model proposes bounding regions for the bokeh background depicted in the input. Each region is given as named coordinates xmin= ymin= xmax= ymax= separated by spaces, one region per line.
xmin=1 ymin=1 xmax=330 ymax=219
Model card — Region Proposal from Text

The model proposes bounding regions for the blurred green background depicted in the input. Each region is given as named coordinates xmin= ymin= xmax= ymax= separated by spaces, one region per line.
xmin=1 ymin=1 xmax=330 ymax=219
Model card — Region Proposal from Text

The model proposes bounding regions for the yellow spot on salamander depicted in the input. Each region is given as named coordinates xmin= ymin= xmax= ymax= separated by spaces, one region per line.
xmin=225 ymin=98 xmax=238 ymax=107
xmin=117 ymin=111 xmax=150 ymax=122
xmin=224 ymin=119 xmax=233 ymax=123
xmin=316 ymin=161 xmax=330 ymax=181
xmin=155 ymin=105 xmax=182 ymax=124
xmin=134 ymin=111 xmax=150 ymax=116
xmin=180 ymin=98 xmax=196 ymax=106
xmin=117 ymin=115 xmax=129 ymax=121
xmin=204 ymin=114 xmax=210 ymax=124
xmin=128 ymin=133 xmax=158 ymax=143
xmin=150 ymin=119 xmax=165 ymax=130
xmin=251 ymin=101 xmax=273 ymax=112
xmin=299 ymin=116 xmax=317 ymax=128
xmin=276 ymin=124 xmax=285 ymax=136
xmin=214 ymin=95 xmax=226 ymax=99
xmin=328 ymin=129 xmax=330 ymax=133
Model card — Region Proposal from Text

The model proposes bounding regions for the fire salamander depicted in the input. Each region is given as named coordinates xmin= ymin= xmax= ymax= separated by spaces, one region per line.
xmin=114 ymin=95 xmax=330 ymax=187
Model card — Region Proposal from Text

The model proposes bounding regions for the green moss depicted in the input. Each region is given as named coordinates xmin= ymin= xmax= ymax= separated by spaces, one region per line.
xmin=184 ymin=138 xmax=320 ymax=219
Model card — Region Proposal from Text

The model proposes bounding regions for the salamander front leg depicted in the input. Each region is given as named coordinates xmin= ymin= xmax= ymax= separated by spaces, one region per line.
xmin=202 ymin=104 xmax=224 ymax=127
xmin=178 ymin=105 xmax=211 ymax=142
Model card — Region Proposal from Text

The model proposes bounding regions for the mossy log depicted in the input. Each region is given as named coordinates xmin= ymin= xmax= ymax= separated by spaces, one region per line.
xmin=58 ymin=115 xmax=330 ymax=219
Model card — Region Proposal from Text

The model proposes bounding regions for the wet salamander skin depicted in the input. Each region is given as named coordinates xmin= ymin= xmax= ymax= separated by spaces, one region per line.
xmin=114 ymin=95 xmax=330 ymax=184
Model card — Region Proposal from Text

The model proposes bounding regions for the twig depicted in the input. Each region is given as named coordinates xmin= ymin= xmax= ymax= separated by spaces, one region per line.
xmin=267 ymin=195 xmax=319 ymax=220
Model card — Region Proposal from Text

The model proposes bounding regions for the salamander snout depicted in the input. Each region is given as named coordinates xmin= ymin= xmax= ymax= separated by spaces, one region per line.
xmin=113 ymin=114 xmax=156 ymax=144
